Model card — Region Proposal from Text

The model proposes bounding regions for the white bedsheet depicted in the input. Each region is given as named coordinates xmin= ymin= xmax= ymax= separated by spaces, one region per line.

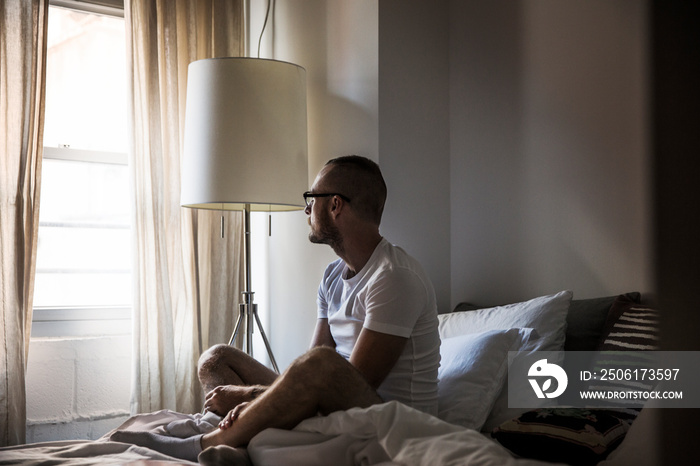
xmin=0 ymin=410 xmax=216 ymax=465
xmin=1 ymin=403 xmax=564 ymax=465
xmin=0 ymin=439 xmax=198 ymax=465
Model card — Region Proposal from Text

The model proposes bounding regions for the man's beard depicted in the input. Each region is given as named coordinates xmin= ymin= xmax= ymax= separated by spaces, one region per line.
xmin=308 ymin=210 xmax=343 ymax=253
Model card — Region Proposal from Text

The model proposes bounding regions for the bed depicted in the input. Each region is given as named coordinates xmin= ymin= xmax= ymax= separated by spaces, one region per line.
xmin=0 ymin=290 xmax=658 ymax=465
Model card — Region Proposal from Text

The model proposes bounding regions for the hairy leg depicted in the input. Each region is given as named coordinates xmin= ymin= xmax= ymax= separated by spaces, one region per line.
xmin=198 ymin=344 xmax=279 ymax=415
xmin=201 ymin=346 xmax=382 ymax=449
xmin=112 ymin=347 xmax=380 ymax=459
xmin=198 ymin=344 xmax=278 ymax=392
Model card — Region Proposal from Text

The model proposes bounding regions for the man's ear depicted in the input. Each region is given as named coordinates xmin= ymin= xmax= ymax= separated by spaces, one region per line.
xmin=330 ymin=195 xmax=345 ymax=218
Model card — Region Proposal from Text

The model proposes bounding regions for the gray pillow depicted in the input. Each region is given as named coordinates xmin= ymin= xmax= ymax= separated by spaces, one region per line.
xmin=564 ymin=293 xmax=641 ymax=351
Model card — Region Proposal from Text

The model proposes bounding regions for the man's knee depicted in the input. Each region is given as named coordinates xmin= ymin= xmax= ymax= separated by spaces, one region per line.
xmin=198 ymin=344 xmax=244 ymax=379
xmin=287 ymin=346 xmax=380 ymax=413
xmin=301 ymin=345 xmax=344 ymax=364
xmin=289 ymin=346 xmax=350 ymax=382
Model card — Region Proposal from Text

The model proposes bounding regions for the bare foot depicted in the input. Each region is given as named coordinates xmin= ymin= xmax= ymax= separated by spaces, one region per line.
xmin=204 ymin=385 xmax=254 ymax=416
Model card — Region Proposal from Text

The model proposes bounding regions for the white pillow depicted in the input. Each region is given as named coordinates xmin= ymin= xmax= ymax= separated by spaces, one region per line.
xmin=438 ymin=291 xmax=573 ymax=432
xmin=438 ymin=290 xmax=573 ymax=353
xmin=437 ymin=328 xmax=536 ymax=431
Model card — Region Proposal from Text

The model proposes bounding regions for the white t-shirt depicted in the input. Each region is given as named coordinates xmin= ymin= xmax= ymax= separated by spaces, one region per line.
xmin=317 ymin=238 xmax=440 ymax=415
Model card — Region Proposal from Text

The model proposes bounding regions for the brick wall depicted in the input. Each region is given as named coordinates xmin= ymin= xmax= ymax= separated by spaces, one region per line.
xmin=26 ymin=336 xmax=131 ymax=442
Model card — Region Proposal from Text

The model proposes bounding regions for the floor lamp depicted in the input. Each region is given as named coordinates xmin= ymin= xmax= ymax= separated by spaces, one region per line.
xmin=181 ymin=57 xmax=308 ymax=373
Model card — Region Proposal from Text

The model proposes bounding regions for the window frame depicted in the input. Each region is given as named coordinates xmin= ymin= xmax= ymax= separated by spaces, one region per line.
xmin=33 ymin=2 xmax=131 ymax=339
xmin=50 ymin=0 xmax=124 ymax=18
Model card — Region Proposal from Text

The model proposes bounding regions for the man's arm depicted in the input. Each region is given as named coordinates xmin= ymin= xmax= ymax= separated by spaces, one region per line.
xmin=309 ymin=318 xmax=336 ymax=349
xmin=349 ymin=328 xmax=407 ymax=390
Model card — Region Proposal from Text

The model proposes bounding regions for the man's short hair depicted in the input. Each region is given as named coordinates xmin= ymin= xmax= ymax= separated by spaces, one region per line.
xmin=324 ymin=155 xmax=387 ymax=225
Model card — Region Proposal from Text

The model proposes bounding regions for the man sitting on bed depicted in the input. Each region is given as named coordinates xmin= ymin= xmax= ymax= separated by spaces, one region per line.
xmin=112 ymin=155 xmax=440 ymax=461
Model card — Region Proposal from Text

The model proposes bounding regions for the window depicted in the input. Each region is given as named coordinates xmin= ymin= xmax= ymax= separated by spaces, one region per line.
xmin=33 ymin=2 xmax=131 ymax=337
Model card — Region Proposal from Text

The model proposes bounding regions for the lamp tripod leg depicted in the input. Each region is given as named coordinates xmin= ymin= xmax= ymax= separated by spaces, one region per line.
xmin=253 ymin=308 xmax=279 ymax=373
xmin=229 ymin=309 xmax=244 ymax=346
xmin=228 ymin=302 xmax=279 ymax=374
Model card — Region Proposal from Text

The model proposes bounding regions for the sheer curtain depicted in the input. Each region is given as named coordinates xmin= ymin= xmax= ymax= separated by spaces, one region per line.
xmin=125 ymin=0 xmax=245 ymax=415
xmin=0 ymin=0 xmax=48 ymax=447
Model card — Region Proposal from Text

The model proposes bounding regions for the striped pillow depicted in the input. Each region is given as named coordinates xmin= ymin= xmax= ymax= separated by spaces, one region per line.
xmin=593 ymin=295 xmax=659 ymax=423
xmin=598 ymin=295 xmax=659 ymax=351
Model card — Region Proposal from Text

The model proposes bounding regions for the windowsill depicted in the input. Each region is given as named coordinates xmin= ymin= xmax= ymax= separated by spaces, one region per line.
xmin=31 ymin=306 xmax=131 ymax=338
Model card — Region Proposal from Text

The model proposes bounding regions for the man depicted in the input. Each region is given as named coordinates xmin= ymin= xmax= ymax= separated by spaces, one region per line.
xmin=112 ymin=155 xmax=440 ymax=460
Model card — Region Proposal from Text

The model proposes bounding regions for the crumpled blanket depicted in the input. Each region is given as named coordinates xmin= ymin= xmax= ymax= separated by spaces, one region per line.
xmin=103 ymin=409 xmax=222 ymax=439
xmin=240 ymin=401 xmax=558 ymax=466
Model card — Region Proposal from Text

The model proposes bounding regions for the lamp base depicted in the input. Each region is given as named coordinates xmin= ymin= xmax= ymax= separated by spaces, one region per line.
xmin=230 ymin=298 xmax=280 ymax=373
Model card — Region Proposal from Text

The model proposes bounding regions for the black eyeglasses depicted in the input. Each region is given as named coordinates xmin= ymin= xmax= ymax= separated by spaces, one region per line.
xmin=303 ymin=192 xmax=351 ymax=207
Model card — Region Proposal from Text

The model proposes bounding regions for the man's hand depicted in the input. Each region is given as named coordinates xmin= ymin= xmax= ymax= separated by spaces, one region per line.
xmin=204 ymin=385 xmax=265 ymax=416
xmin=218 ymin=402 xmax=250 ymax=431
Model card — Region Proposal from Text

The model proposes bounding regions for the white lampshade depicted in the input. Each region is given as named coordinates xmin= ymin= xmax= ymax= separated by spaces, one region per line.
xmin=181 ymin=57 xmax=308 ymax=211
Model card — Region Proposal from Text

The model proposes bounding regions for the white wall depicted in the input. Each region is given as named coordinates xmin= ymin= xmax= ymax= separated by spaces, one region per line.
xmin=449 ymin=0 xmax=651 ymax=305
xmin=378 ymin=0 xmax=452 ymax=314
